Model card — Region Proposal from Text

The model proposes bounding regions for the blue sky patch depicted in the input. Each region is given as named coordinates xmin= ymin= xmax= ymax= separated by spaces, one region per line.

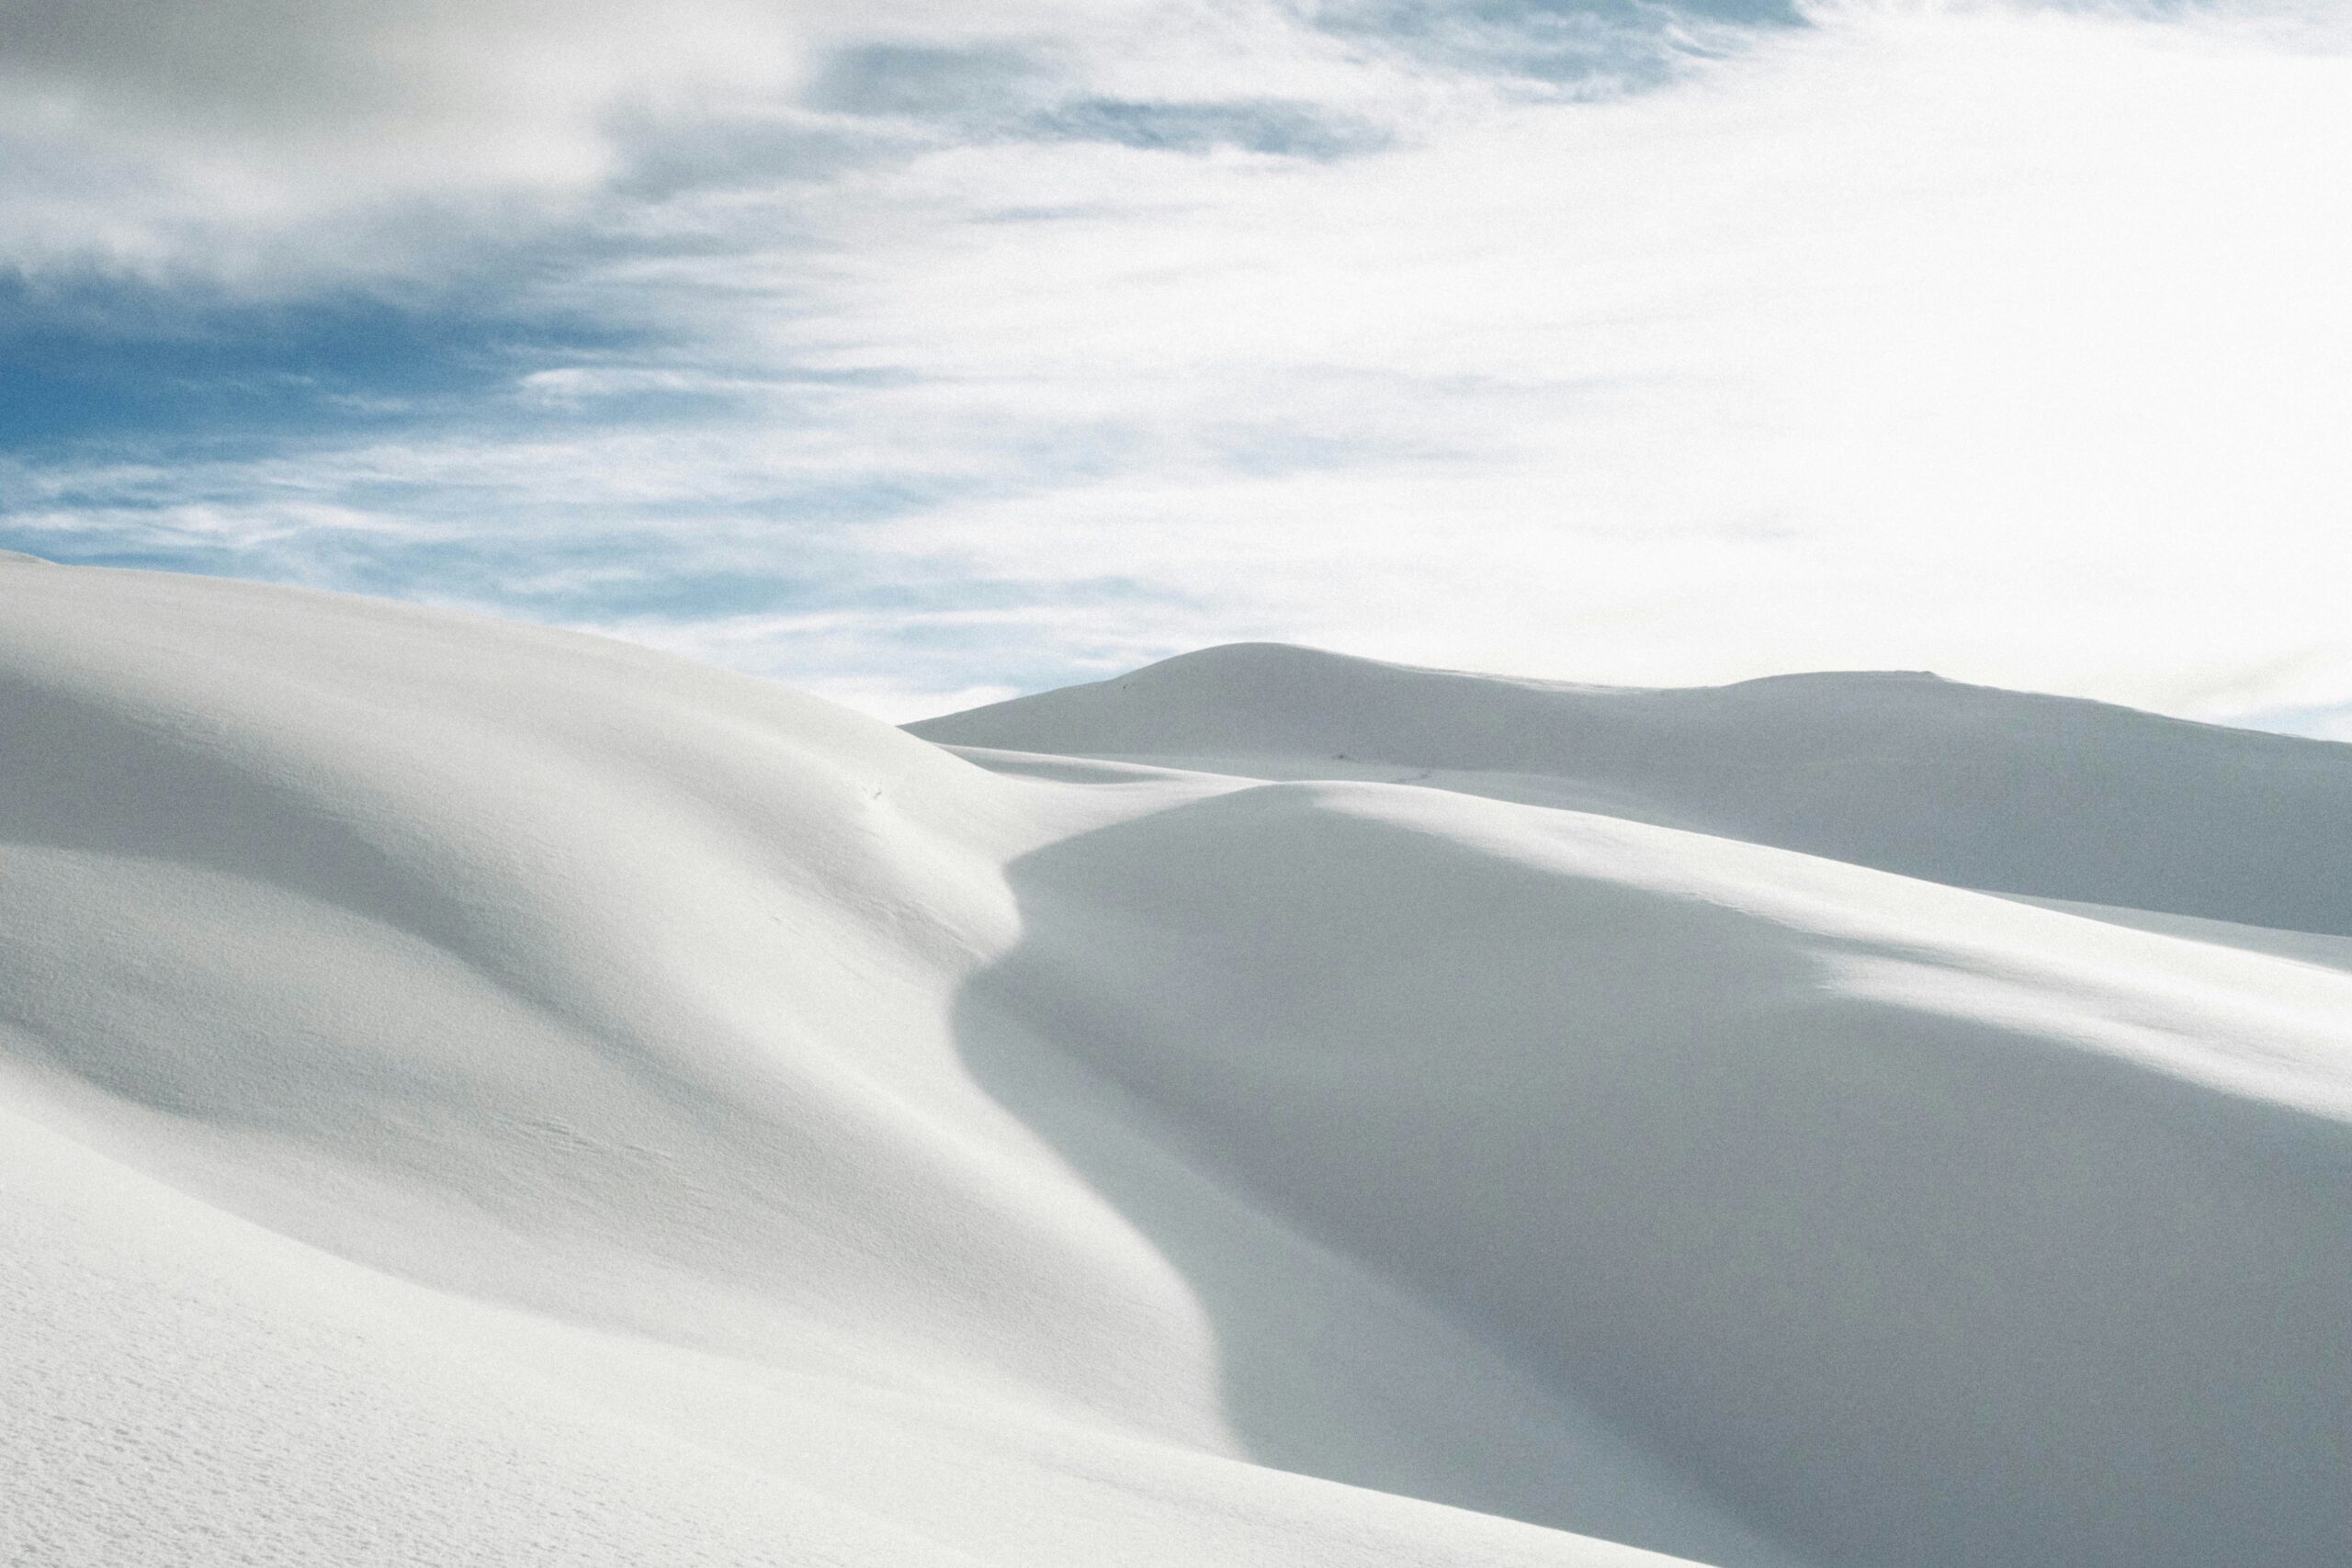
xmin=0 ymin=271 xmax=645 ymax=458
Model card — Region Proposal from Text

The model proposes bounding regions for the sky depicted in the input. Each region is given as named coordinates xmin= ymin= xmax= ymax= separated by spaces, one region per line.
xmin=2 ymin=0 xmax=2348 ymax=731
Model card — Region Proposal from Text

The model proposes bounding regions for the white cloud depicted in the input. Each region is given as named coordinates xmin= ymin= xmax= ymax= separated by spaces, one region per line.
xmin=7 ymin=0 xmax=2348 ymax=730
xmin=723 ymin=0 xmax=2352 ymax=720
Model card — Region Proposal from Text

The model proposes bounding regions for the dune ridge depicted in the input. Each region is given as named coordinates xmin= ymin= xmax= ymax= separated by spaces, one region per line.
xmin=912 ymin=641 xmax=2352 ymax=933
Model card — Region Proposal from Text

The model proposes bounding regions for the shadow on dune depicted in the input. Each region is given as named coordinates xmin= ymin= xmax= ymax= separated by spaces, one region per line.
xmin=951 ymin=783 xmax=2352 ymax=1568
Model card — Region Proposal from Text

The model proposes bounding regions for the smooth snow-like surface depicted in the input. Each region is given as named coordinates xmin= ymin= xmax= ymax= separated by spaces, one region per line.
xmin=913 ymin=642 xmax=2352 ymax=934
xmin=6 ymin=579 xmax=2348 ymax=1568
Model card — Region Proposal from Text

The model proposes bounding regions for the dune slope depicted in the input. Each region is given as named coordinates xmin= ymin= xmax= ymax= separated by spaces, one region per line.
xmin=5 ymin=568 xmax=2348 ymax=1567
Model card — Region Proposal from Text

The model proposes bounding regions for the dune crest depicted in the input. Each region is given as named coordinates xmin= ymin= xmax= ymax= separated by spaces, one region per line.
xmin=914 ymin=641 xmax=2352 ymax=933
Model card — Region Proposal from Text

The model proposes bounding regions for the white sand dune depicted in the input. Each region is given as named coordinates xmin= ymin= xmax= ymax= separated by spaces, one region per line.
xmin=4 ymin=570 xmax=2347 ymax=1567
xmin=911 ymin=641 xmax=2352 ymax=935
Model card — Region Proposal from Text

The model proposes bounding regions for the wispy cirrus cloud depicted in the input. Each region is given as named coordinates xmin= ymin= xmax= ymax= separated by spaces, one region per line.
xmin=2 ymin=0 xmax=2347 ymax=723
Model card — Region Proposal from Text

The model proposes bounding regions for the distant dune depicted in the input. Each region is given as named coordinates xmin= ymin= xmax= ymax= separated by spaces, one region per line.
xmin=911 ymin=641 xmax=2352 ymax=933
xmin=6 ymin=570 xmax=2347 ymax=1567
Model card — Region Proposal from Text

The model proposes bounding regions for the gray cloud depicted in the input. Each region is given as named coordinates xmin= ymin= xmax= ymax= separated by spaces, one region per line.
xmin=0 ymin=0 xmax=799 ymax=136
